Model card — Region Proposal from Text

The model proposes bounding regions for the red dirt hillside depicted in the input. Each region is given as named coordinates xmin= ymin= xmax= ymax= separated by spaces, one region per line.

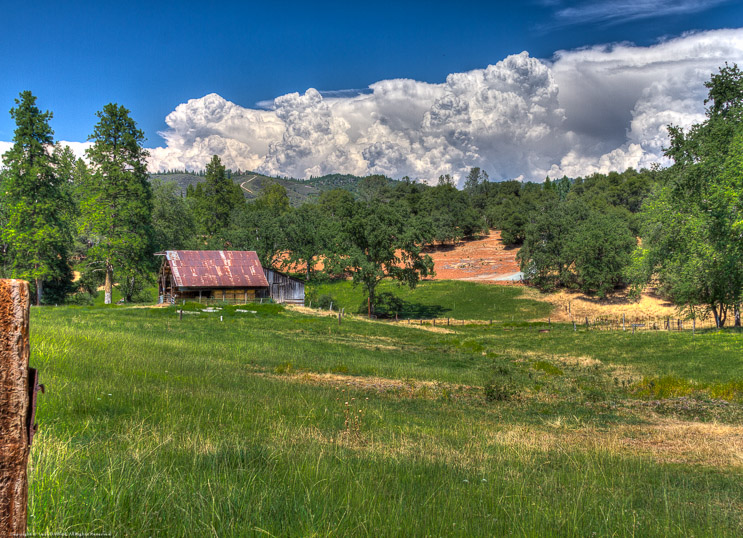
xmin=424 ymin=230 xmax=522 ymax=283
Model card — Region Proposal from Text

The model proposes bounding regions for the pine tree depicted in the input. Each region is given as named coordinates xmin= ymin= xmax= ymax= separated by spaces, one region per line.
xmin=1 ymin=91 xmax=72 ymax=304
xmin=189 ymin=155 xmax=245 ymax=241
xmin=82 ymin=103 xmax=153 ymax=304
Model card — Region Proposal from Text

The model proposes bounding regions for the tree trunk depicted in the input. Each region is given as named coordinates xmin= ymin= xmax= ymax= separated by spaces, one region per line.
xmin=735 ymin=304 xmax=741 ymax=327
xmin=713 ymin=303 xmax=727 ymax=328
xmin=34 ymin=278 xmax=42 ymax=307
xmin=104 ymin=265 xmax=113 ymax=305
xmin=0 ymin=279 xmax=31 ymax=536
xmin=368 ymin=285 xmax=376 ymax=317
xmin=125 ymin=276 xmax=135 ymax=302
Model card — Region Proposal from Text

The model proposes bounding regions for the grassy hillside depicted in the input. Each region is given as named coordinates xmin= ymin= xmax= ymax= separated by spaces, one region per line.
xmin=150 ymin=171 xmax=399 ymax=207
xmin=26 ymin=285 xmax=743 ymax=536
xmin=309 ymin=280 xmax=552 ymax=320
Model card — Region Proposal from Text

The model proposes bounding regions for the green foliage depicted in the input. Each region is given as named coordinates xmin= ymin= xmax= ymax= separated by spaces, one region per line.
xmin=329 ymin=199 xmax=434 ymax=314
xmin=188 ymin=155 xmax=245 ymax=241
xmin=151 ymin=178 xmax=197 ymax=251
xmin=518 ymin=190 xmax=637 ymax=296
xmin=226 ymin=202 xmax=284 ymax=268
xmin=281 ymin=203 xmax=330 ymax=279
xmin=81 ymin=103 xmax=153 ymax=304
xmin=316 ymin=293 xmax=335 ymax=309
xmin=373 ymin=291 xmax=405 ymax=318
xmin=1 ymin=91 xmax=73 ymax=304
xmin=420 ymin=182 xmax=484 ymax=243
xmin=635 ymin=65 xmax=743 ymax=325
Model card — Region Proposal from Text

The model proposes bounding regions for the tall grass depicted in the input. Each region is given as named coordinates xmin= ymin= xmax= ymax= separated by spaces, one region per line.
xmin=25 ymin=302 xmax=743 ymax=536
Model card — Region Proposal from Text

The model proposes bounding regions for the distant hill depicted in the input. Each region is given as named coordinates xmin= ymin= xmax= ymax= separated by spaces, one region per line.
xmin=150 ymin=171 xmax=400 ymax=206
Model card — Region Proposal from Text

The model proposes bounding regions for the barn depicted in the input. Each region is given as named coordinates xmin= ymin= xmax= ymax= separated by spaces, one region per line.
xmin=261 ymin=268 xmax=305 ymax=305
xmin=156 ymin=250 xmax=305 ymax=305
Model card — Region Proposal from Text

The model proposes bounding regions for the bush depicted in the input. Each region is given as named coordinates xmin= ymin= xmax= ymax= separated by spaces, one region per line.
xmin=484 ymin=380 xmax=513 ymax=402
xmin=304 ymin=287 xmax=318 ymax=307
xmin=316 ymin=294 xmax=335 ymax=309
xmin=374 ymin=292 xmax=405 ymax=318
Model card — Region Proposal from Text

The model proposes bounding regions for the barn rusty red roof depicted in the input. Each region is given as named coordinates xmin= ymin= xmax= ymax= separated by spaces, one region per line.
xmin=165 ymin=250 xmax=269 ymax=288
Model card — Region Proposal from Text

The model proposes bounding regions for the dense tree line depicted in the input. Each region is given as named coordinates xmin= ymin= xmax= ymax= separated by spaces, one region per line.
xmin=2 ymin=64 xmax=741 ymax=322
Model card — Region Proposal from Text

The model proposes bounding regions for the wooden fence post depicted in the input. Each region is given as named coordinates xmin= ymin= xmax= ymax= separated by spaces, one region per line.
xmin=0 ymin=279 xmax=31 ymax=536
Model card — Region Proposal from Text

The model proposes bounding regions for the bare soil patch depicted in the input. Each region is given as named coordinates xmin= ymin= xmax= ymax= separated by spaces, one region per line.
xmin=424 ymin=230 xmax=522 ymax=282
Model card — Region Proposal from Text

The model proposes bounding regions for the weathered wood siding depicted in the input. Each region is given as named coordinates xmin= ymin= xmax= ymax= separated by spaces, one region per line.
xmin=262 ymin=269 xmax=305 ymax=304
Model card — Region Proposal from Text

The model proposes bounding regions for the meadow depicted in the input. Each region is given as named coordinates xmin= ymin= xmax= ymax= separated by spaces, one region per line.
xmin=26 ymin=282 xmax=743 ymax=536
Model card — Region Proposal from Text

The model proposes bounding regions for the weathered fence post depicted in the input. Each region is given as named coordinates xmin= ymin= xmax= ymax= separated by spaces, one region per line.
xmin=0 ymin=279 xmax=31 ymax=536
xmin=622 ymin=313 xmax=625 ymax=331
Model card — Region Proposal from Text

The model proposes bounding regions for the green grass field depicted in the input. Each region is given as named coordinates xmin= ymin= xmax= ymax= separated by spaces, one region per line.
xmin=26 ymin=284 xmax=743 ymax=536
xmin=309 ymin=280 xmax=552 ymax=320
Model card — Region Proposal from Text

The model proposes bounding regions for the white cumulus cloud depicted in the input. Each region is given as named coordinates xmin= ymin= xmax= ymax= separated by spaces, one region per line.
xmin=0 ymin=27 xmax=725 ymax=185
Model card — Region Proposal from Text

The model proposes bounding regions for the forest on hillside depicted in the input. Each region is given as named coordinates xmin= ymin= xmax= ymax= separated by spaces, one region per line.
xmin=2 ymin=65 xmax=743 ymax=324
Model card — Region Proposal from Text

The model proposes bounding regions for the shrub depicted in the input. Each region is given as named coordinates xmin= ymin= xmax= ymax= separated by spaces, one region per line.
xmin=632 ymin=376 xmax=697 ymax=399
xmin=316 ymin=294 xmax=335 ymax=309
xmin=484 ymin=380 xmax=513 ymax=402
xmin=533 ymin=360 xmax=563 ymax=376
xmin=373 ymin=292 xmax=405 ymax=318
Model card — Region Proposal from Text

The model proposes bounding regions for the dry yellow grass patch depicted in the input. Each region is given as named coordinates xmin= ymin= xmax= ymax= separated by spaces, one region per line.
xmin=268 ymin=370 xmax=479 ymax=400
xmin=273 ymin=412 xmax=743 ymax=471
xmin=486 ymin=419 xmax=743 ymax=468
xmin=287 ymin=304 xmax=455 ymax=333
xmin=519 ymin=287 xmax=678 ymax=322
xmin=618 ymin=419 xmax=743 ymax=467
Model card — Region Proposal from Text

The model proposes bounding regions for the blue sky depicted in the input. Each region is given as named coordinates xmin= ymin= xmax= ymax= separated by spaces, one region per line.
xmin=2 ymin=1 xmax=743 ymax=181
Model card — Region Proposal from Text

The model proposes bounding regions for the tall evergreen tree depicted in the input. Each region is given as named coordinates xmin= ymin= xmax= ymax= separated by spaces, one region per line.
xmin=188 ymin=155 xmax=244 ymax=241
xmin=1 ymin=91 xmax=72 ymax=304
xmin=82 ymin=104 xmax=153 ymax=304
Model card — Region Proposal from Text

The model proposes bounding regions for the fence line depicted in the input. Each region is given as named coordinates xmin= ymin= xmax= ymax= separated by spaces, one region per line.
xmin=379 ymin=315 xmax=727 ymax=331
